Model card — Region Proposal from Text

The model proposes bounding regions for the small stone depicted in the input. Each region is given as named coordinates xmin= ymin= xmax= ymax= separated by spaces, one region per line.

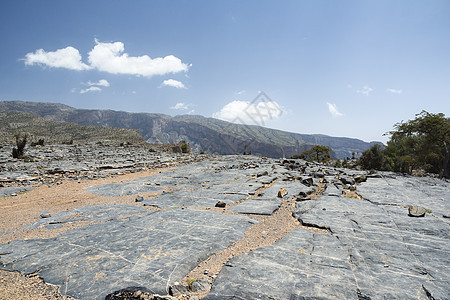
xmin=215 ymin=201 xmax=226 ymax=208
xmin=135 ymin=195 xmax=144 ymax=202
xmin=301 ymin=177 xmax=313 ymax=187
xmin=257 ymin=171 xmax=269 ymax=177
xmin=340 ymin=176 xmax=355 ymax=185
xmin=40 ymin=211 xmax=51 ymax=218
xmin=277 ymin=188 xmax=288 ymax=198
xmin=190 ymin=278 xmax=210 ymax=292
xmin=408 ymin=206 xmax=426 ymax=217
xmin=354 ymin=174 xmax=367 ymax=183
xmin=169 ymin=284 xmax=188 ymax=296
xmin=313 ymin=172 xmax=324 ymax=179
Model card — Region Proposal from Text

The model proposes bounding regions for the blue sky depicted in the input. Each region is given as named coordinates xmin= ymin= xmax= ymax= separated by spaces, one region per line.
xmin=1 ymin=0 xmax=449 ymax=143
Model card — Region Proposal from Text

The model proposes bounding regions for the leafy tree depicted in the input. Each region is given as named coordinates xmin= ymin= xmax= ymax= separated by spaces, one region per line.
xmin=359 ymin=144 xmax=389 ymax=170
xmin=298 ymin=145 xmax=332 ymax=163
xmin=387 ymin=111 xmax=449 ymax=177
xmin=358 ymin=111 xmax=449 ymax=177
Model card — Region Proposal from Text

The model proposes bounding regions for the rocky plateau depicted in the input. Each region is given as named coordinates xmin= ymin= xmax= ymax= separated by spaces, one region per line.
xmin=0 ymin=144 xmax=448 ymax=300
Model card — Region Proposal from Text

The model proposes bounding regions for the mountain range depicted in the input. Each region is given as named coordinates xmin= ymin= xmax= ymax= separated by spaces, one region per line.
xmin=0 ymin=100 xmax=381 ymax=159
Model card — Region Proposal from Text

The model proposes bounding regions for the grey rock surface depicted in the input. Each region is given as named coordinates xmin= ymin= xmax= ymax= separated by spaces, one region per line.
xmin=207 ymin=173 xmax=450 ymax=299
xmin=206 ymin=229 xmax=357 ymax=299
xmin=0 ymin=186 xmax=32 ymax=197
xmin=1 ymin=152 xmax=449 ymax=300
xmin=229 ymin=199 xmax=281 ymax=215
xmin=0 ymin=207 xmax=255 ymax=299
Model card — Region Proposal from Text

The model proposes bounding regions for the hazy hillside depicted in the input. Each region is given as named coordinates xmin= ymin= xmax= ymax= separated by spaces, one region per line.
xmin=0 ymin=100 xmax=381 ymax=159
xmin=0 ymin=110 xmax=146 ymax=145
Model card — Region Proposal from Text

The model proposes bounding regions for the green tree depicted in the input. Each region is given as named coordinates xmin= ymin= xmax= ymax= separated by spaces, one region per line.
xmin=359 ymin=144 xmax=389 ymax=170
xmin=358 ymin=111 xmax=449 ymax=177
xmin=299 ymin=145 xmax=332 ymax=163
xmin=387 ymin=111 xmax=449 ymax=177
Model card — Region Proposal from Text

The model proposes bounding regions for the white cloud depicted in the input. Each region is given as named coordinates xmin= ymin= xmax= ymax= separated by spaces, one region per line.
xmin=213 ymin=100 xmax=283 ymax=125
xmin=24 ymin=46 xmax=90 ymax=71
xmin=170 ymin=102 xmax=193 ymax=110
xmin=236 ymin=90 xmax=246 ymax=95
xmin=357 ymin=85 xmax=373 ymax=96
xmin=87 ymin=39 xmax=189 ymax=77
xmin=80 ymin=86 xmax=102 ymax=94
xmin=23 ymin=40 xmax=190 ymax=77
xmin=326 ymin=102 xmax=344 ymax=118
xmin=87 ymin=79 xmax=110 ymax=87
xmin=161 ymin=79 xmax=186 ymax=89
xmin=387 ymin=88 xmax=402 ymax=94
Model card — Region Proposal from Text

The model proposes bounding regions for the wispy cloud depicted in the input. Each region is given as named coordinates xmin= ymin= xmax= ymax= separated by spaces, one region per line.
xmin=23 ymin=39 xmax=190 ymax=77
xmin=87 ymin=79 xmax=110 ymax=87
xmin=170 ymin=102 xmax=194 ymax=110
xmin=235 ymin=90 xmax=246 ymax=95
xmin=386 ymin=88 xmax=402 ymax=94
xmin=357 ymin=85 xmax=373 ymax=96
xmin=161 ymin=79 xmax=186 ymax=89
xmin=327 ymin=102 xmax=344 ymax=118
xmin=78 ymin=79 xmax=110 ymax=94
xmin=80 ymin=86 xmax=102 ymax=94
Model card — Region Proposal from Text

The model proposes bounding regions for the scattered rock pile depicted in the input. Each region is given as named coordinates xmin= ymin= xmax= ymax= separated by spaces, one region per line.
xmin=0 ymin=143 xmax=200 ymax=190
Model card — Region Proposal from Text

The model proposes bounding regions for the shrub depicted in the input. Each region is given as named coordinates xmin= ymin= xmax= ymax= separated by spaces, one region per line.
xmin=12 ymin=133 xmax=28 ymax=159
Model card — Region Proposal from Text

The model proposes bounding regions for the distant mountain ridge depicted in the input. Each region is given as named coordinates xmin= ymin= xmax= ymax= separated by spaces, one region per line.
xmin=0 ymin=100 xmax=381 ymax=159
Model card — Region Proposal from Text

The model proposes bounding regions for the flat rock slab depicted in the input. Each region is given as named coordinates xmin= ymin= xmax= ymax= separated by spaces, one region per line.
xmin=0 ymin=186 xmax=32 ymax=197
xmin=206 ymin=228 xmax=357 ymax=299
xmin=228 ymin=199 xmax=281 ymax=215
xmin=357 ymin=173 xmax=449 ymax=218
xmin=141 ymin=189 xmax=246 ymax=208
xmin=0 ymin=206 xmax=255 ymax=299
xmin=16 ymin=205 xmax=149 ymax=232
xmin=88 ymin=181 xmax=165 ymax=196
xmin=208 ymin=174 xmax=449 ymax=299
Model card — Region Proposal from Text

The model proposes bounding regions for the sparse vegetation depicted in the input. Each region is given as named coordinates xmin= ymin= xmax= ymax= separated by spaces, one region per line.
xmin=181 ymin=143 xmax=188 ymax=153
xmin=12 ymin=133 xmax=27 ymax=159
xmin=292 ymin=145 xmax=332 ymax=163
xmin=0 ymin=111 xmax=146 ymax=146
xmin=359 ymin=111 xmax=449 ymax=178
